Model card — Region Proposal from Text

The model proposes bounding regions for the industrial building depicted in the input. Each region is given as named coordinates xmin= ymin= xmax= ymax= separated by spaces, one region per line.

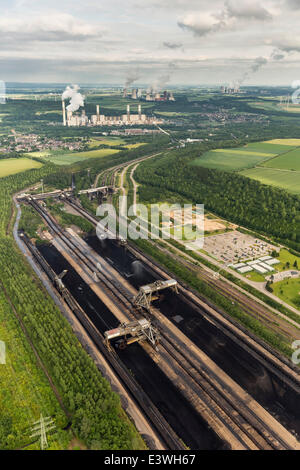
xmin=62 ymin=102 xmax=164 ymax=127
xmin=122 ymin=88 xmax=175 ymax=102
xmin=221 ymin=85 xmax=240 ymax=94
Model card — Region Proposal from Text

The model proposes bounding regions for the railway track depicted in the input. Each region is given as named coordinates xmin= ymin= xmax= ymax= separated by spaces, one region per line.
xmin=19 ymin=229 xmax=185 ymax=451
xmin=62 ymin=196 xmax=300 ymax=388
xmin=161 ymin=245 xmax=299 ymax=339
xmin=27 ymin=197 xmax=300 ymax=450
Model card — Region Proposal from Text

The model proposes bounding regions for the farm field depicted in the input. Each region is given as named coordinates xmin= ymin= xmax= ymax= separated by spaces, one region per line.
xmin=262 ymin=148 xmax=300 ymax=171
xmin=156 ymin=111 xmax=192 ymax=116
xmin=0 ymin=158 xmax=42 ymax=177
xmin=192 ymin=139 xmax=300 ymax=194
xmin=191 ymin=148 xmax=272 ymax=171
xmin=27 ymin=148 xmax=120 ymax=166
xmin=124 ymin=143 xmax=146 ymax=149
xmin=265 ymin=139 xmax=300 ymax=146
xmin=88 ymin=138 xmax=145 ymax=150
xmin=88 ymin=137 xmax=125 ymax=148
xmin=240 ymin=167 xmax=300 ymax=194
xmin=0 ymin=291 xmax=69 ymax=449
xmin=248 ymin=100 xmax=300 ymax=114
xmin=245 ymin=142 xmax=296 ymax=154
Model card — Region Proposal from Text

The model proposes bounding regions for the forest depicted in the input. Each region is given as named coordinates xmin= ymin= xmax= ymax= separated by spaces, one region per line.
xmin=0 ymin=161 xmax=145 ymax=449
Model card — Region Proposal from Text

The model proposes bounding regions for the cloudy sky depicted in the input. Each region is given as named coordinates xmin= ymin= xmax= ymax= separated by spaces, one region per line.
xmin=1 ymin=0 xmax=300 ymax=85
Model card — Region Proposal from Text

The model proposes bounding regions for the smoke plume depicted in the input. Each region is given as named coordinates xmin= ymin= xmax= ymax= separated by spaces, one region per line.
xmin=163 ymin=41 xmax=183 ymax=50
xmin=235 ymin=56 xmax=268 ymax=86
xmin=62 ymin=85 xmax=84 ymax=112
xmin=125 ymin=68 xmax=141 ymax=87
xmin=148 ymin=61 xmax=177 ymax=93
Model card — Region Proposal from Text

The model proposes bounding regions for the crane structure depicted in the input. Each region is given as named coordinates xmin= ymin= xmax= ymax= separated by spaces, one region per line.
xmin=134 ymin=279 xmax=178 ymax=311
xmin=78 ymin=186 xmax=114 ymax=201
xmin=54 ymin=270 xmax=68 ymax=295
xmin=104 ymin=318 xmax=159 ymax=350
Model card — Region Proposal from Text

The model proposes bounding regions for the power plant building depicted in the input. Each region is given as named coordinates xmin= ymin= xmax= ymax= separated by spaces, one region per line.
xmin=62 ymin=101 xmax=163 ymax=127
xmin=123 ymin=88 xmax=175 ymax=102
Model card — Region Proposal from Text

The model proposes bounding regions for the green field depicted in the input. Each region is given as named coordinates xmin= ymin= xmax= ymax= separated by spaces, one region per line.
xmin=265 ymin=139 xmax=300 ymax=146
xmin=244 ymin=142 xmax=296 ymax=154
xmin=28 ymin=148 xmax=120 ymax=166
xmin=124 ymin=143 xmax=146 ymax=149
xmin=277 ymin=249 xmax=300 ymax=271
xmin=191 ymin=148 xmax=272 ymax=171
xmin=273 ymin=278 xmax=300 ymax=309
xmin=192 ymin=139 xmax=300 ymax=194
xmin=88 ymin=137 xmax=125 ymax=148
xmin=262 ymin=148 xmax=300 ymax=171
xmin=0 ymin=158 xmax=42 ymax=177
xmin=240 ymin=167 xmax=300 ymax=194
xmin=248 ymin=100 xmax=300 ymax=114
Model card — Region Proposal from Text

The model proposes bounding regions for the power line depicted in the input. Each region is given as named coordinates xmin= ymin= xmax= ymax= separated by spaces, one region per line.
xmin=30 ymin=414 xmax=56 ymax=450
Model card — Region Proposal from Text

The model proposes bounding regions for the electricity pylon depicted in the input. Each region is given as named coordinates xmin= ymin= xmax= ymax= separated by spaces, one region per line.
xmin=30 ymin=414 xmax=55 ymax=450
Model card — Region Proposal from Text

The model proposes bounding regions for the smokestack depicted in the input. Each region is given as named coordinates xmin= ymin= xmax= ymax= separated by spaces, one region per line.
xmin=127 ymin=104 xmax=130 ymax=121
xmin=138 ymin=104 xmax=141 ymax=119
xmin=96 ymin=105 xmax=100 ymax=117
xmin=62 ymin=100 xmax=67 ymax=126
xmin=71 ymin=173 xmax=76 ymax=192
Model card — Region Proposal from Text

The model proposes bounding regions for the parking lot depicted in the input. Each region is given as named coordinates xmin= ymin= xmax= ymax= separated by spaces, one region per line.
xmin=202 ymin=230 xmax=278 ymax=264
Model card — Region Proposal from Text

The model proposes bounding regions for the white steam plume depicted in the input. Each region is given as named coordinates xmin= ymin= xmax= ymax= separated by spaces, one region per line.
xmin=125 ymin=68 xmax=141 ymax=87
xmin=62 ymin=85 xmax=85 ymax=112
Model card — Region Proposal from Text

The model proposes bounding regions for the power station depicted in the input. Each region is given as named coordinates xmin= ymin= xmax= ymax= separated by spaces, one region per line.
xmin=124 ymin=88 xmax=175 ymax=102
xmin=62 ymin=101 xmax=164 ymax=127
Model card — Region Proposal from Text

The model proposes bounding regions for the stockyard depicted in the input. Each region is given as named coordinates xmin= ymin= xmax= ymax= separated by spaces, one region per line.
xmin=202 ymin=231 xmax=279 ymax=264
xmin=160 ymin=206 xmax=232 ymax=237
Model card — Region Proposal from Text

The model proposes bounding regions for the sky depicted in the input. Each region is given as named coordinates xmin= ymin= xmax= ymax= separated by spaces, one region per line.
xmin=1 ymin=0 xmax=300 ymax=86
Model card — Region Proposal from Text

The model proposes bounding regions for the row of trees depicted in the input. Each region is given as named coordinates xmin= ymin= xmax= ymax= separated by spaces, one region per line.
xmin=0 ymin=163 xmax=145 ymax=449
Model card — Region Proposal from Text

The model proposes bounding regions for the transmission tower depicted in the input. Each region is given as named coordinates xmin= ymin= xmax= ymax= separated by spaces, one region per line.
xmin=30 ymin=414 xmax=56 ymax=450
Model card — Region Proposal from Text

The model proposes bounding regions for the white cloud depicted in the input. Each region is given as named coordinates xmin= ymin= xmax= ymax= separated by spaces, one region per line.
xmin=0 ymin=13 xmax=102 ymax=42
xmin=0 ymin=0 xmax=298 ymax=84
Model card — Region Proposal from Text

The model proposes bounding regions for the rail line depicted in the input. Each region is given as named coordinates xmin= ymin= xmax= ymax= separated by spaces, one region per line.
xmin=62 ymin=196 xmax=300 ymax=387
xmin=26 ymin=197 xmax=300 ymax=450
xmin=156 ymin=243 xmax=299 ymax=340
xmin=61 ymin=195 xmax=300 ymax=396
xmin=19 ymin=229 xmax=185 ymax=451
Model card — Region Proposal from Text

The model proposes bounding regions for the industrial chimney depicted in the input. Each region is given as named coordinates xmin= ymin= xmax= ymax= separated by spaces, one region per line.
xmin=127 ymin=104 xmax=130 ymax=122
xmin=138 ymin=104 xmax=142 ymax=119
xmin=62 ymin=100 xmax=67 ymax=126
